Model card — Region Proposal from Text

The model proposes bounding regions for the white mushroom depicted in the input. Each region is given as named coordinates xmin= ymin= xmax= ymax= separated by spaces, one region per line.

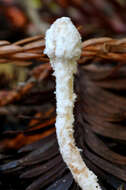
xmin=44 ymin=17 xmax=102 ymax=190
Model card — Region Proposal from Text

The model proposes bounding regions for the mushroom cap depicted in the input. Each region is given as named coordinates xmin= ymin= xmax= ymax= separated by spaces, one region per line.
xmin=44 ymin=17 xmax=82 ymax=61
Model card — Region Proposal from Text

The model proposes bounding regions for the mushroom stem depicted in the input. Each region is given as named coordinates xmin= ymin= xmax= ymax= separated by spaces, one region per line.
xmin=44 ymin=17 xmax=102 ymax=190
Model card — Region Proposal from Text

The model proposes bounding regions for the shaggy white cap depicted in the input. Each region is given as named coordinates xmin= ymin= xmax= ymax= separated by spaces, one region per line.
xmin=44 ymin=17 xmax=82 ymax=61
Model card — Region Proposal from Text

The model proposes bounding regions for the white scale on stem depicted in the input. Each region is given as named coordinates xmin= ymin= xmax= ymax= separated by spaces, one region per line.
xmin=44 ymin=17 xmax=102 ymax=190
